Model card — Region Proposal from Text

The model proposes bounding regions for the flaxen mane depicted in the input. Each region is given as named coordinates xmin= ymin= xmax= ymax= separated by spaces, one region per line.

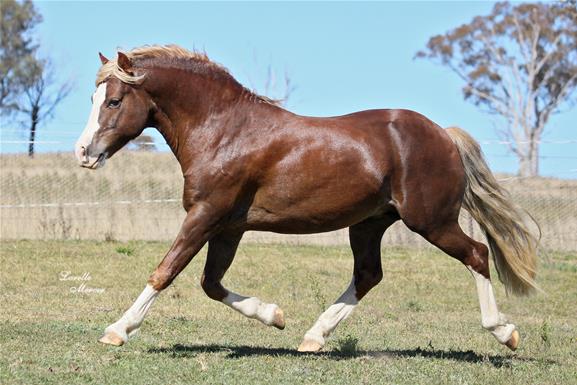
xmin=96 ymin=45 xmax=279 ymax=105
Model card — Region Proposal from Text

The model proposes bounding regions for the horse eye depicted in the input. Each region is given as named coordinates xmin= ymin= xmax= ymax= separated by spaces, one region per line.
xmin=108 ymin=99 xmax=121 ymax=108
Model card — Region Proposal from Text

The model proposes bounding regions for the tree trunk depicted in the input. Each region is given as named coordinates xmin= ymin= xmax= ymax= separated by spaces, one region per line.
xmin=518 ymin=139 xmax=539 ymax=177
xmin=519 ymin=156 xmax=530 ymax=177
xmin=28 ymin=106 xmax=39 ymax=158
xmin=529 ymin=143 xmax=539 ymax=176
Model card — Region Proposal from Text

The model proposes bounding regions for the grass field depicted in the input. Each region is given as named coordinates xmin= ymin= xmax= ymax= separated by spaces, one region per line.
xmin=1 ymin=241 xmax=576 ymax=385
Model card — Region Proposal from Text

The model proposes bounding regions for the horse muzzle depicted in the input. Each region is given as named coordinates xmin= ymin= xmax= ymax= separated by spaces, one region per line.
xmin=75 ymin=144 xmax=107 ymax=169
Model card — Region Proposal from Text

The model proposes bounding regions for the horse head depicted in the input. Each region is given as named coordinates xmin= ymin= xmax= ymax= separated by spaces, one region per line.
xmin=75 ymin=52 xmax=153 ymax=169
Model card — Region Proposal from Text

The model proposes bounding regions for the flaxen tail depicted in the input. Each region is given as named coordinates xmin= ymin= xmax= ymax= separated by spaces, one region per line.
xmin=446 ymin=126 xmax=539 ymax=296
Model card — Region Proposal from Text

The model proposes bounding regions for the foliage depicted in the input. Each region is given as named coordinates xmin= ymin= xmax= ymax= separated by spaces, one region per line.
xmin=18 ymin=58 xmax=72 ymax=157
xmin=0 ymin=0 xmax=72 ymax=157
xmin=540 ymin=319 xmax=552 ymax=348
xmin=335 ymin=334 xmax=359 ymax=356
xmin=115 ymin=245 xmax=135 ymax=256
xmin=417 ymin=1 xmax=577 ymax=177
xmin=0 ymin=0 xmax=42 ymax=113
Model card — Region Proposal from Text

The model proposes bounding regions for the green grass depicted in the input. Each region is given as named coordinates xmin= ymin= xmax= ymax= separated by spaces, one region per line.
xmin=115 ymin=245 xmax=135 ymax=256
xmin=0 ymin=241 xmax=576 ymax=384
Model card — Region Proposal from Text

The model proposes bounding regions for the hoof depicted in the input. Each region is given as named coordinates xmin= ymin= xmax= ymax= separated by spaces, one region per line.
xmin=98 ymin=331 xmax=125 ymax=346
xmin=272 ymin=308 xmax=285 ymax=330
xmin=298 ymin=339 xmax=323 ymax=353
xmin=505 ymin=329 xmax=520 ymax=351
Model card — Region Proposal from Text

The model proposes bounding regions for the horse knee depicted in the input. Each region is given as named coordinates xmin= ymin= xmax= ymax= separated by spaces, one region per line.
xmin=148 ymin=268 xmax=175 ymax=291
xmin=200 ymin=274 xmax=227 ymax=301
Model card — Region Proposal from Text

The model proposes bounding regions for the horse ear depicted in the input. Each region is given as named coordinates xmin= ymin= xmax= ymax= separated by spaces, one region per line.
xmin=99 ymin=52 xmax=109 ymax=65
xmin=117 ymin=52 xmax=133 ymax=72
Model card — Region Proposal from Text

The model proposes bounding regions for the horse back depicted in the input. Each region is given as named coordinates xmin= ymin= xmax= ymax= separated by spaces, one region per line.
xmin=243 ymin=108 xmax=463 ymax=233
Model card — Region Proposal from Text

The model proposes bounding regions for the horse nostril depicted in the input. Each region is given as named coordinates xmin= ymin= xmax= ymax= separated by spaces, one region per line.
xmin=80 ymin=146 xmax=89 ymax=163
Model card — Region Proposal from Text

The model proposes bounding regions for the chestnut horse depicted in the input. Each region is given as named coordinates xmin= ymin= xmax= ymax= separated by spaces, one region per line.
xmin=75 ymin=45 xmax=537 ymax=352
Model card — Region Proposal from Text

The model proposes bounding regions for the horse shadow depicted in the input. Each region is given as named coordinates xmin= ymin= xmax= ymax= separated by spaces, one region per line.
xmin=147 ymin=343 xmax=554 ymax=368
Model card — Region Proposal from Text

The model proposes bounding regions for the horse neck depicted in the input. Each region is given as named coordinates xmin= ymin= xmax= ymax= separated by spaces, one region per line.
xmin=144 ymin=67 xmax=282 ymax=171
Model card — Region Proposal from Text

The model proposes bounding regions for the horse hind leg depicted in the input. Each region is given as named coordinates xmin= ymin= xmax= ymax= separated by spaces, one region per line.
xmin=201 ymin=232 xmax=285 ymax=329
xmin=298 ymin=216 xmax=394 ymax=352
xmin=420 ymin=221 xmax=520 ymax=350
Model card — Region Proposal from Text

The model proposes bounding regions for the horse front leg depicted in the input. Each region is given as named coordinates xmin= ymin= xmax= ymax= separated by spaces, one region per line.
xmin=201 ymin=232 xmax=285 ymax=329
xmin=99 ymin=203 xmax=218 ymax=346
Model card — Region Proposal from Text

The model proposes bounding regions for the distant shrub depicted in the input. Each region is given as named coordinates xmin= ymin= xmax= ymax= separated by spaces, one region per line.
xmin=336 ymin=334 xmax=359 ymax=356
xmin=540 ymin=320 xmax=552 ymax=348
xmin=115 ymin=245 xmax=135 ymax=256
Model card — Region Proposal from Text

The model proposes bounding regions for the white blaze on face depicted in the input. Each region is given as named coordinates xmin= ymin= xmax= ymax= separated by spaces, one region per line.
xmin=75 ymin=83 xmax=107 ymax=164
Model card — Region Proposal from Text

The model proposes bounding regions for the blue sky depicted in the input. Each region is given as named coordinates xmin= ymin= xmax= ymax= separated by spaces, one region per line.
xmin=1 ymin=1 xmax=575 ymax=178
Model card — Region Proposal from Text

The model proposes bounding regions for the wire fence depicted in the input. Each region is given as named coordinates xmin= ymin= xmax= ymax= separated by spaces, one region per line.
xmin=1 ymin=135 xmax=576 ymax=252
